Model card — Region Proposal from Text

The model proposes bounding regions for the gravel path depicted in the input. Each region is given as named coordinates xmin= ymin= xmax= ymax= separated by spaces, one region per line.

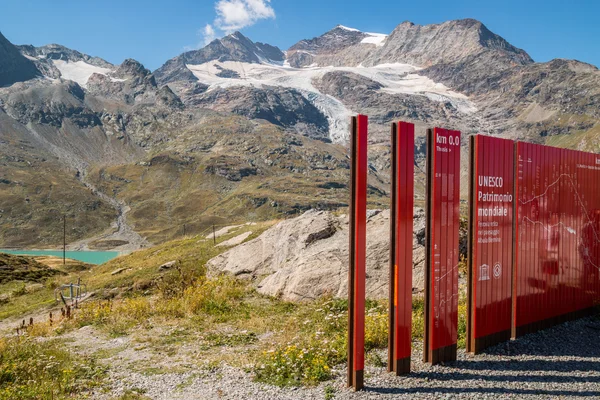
xmin=92 ymin=315 xmax=600 ymax=399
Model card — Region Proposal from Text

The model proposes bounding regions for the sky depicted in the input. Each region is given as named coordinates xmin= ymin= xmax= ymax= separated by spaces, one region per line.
xmin=1 ymin=0 xmax=599 ymax=71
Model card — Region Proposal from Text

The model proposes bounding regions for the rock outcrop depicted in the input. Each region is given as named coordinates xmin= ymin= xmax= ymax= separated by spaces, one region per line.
xmin=207 ymin=209 xmax=427 ymax=301
xmin=187 ymin=85 xmax=330 ymax=141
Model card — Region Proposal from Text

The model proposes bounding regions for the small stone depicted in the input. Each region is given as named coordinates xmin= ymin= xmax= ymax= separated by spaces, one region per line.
xmin=111 ymin=268 xmax=127 ymax=275
xmin=158 ymin=261 xmax=177 ymax=271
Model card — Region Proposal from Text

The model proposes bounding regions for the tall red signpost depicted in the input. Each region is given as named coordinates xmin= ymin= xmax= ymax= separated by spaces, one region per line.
xmin=466 ymin=135 xmax=514 ymax=353
xmin=348 ymin=115 xmax=367 ymax=391
xmin=423 ymin=127 xmax=461 ymax=364
xmin=513 ymin=143 xmax=600 ymax=337
xmin=388 ymin=121 xmax=415 ymax=375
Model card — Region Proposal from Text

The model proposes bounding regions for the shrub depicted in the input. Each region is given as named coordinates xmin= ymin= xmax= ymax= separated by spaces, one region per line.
xmin=255 ymin=341 xmax=337 ymax=387
xmin=182 ymin=275 xmax=246 ymax=318
xmin=0 ymin=336 xmax=104 ymax=400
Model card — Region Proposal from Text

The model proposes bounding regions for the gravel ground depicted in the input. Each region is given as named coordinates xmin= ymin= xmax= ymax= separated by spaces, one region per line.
xmin=93 ymin=315 xmax=600 ymax=399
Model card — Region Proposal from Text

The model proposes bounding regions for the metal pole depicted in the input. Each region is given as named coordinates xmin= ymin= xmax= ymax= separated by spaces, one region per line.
xmin=212 ymin=224 xmax=216 ymax=245
xmin=63 ymin=214 xmax=66 ymax=266
xmin=388 ymin=122 xmax=398 ymax=372
xmin=348 ymin=115 xmax=367 ymax=391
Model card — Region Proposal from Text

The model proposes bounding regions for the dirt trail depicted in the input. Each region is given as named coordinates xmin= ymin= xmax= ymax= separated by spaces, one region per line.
xmin=0 ymin=292 xmax=94 ymax=333
xmin=68 ymin=171 xmax=149 ymax=252
xmin=24 ymin=123 xmax=149 ymax=252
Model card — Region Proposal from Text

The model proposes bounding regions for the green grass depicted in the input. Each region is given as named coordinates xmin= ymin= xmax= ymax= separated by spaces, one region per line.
xmin=0 ymin=253 xmax=64 ymax=285
xmin=0 ymin=281 xmax=58 ymax=321
xmin=0 ymin=337 xmax=105 ymax=400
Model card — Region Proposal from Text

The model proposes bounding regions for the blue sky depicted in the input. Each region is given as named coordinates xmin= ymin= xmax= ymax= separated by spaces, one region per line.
xmin=1 ymin=0 xmax=598 ymax=71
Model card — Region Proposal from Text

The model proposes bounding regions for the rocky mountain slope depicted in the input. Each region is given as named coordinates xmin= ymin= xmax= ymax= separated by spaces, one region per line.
xmin=0 ymin=18 xmax=598 ymax=249
xmin=0 ymin=31 xmax=40 ymax=87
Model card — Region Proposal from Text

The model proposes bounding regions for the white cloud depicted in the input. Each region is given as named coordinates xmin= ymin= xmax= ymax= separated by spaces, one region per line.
xmin=189 ymin=0 xmax=275 ymax=51
xmin=203 ymin=24 xmax=217 ymax=45
xmin=214 ymin=0 xmax=276 ymax=33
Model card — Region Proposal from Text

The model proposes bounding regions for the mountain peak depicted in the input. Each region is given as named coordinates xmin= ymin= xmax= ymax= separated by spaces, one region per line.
xmin=116 ymin=58 xmax=151 ymax=78
xmin=335 ymin=25 xmax=362 ymax=32
xmin=228 ymin=31 xmax=248 ymax=40
xmin=154 ymin=31 xmax=284 ymax=86
xmin=17 ymin=43 xmax=113 ymax=69
xmin=288 ymin=24 xmax=369 ymax=56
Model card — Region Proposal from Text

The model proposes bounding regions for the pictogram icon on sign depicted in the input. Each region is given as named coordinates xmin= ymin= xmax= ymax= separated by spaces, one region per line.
xmin=479 ymin=264 xmax=490 ymax=281
xmin=493 ymin=263 xmax=502 ymax=279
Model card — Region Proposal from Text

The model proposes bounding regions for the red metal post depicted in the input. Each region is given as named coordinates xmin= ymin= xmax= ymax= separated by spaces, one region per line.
xmin=348 ymin=115 xmax=368 ymax=391
xmin=388 ymin=121 xmax=415 ymax=375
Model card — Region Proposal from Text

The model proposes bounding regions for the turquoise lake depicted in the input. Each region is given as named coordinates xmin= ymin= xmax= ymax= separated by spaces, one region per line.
xmin=0 ymin=250 xmax=119 ymax=265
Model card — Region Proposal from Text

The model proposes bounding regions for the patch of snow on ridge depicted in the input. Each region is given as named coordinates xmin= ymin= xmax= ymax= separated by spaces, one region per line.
xmin=337 ymin=25 xmax=361 ymax=32
xmin=361 ymin=33 xmax=387 ymax=47
xmin=53 ymin=60 xmax=113 ymax=87
xmin=185 ymin=60 xmax=477 ymax=142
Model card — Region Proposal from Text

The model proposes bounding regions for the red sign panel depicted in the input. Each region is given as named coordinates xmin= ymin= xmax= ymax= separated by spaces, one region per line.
xmin=514 ymin=143 xmax=600 ymax=336
xmin=388 ymin=121 xmax=414 ymax=375
xmin=467 ymin=135 xmax=514 ymax=353
xmin=424 ymin=127 xmax=461 ymax=364
xmin=348 ymin=115 xmax=367 ymax=390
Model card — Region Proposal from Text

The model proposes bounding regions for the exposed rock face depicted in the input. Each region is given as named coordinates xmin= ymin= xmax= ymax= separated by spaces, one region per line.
xmin=287 ymin=25 xmax=370 ymax=68
xmin=370 ymin=19 xmax=532 ymax=68
xmin=287 ymin=19 xmax=532 ymax=73
xmin=87 ymin=58 xmax=183 ymax=108
xmin=0 ymin=31 xmax=40 ymax=87
xmin=187 ymin=85 xmax=330 ymax=141
xmin=207 ymin=209 xmax=427 ymax=301
xmin=3 ymin=80 xmax=95 ymax=127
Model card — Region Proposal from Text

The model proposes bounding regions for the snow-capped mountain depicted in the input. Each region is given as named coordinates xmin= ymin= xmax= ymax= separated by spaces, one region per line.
xmin=154 ymin=26 xmax=488 ymax=143
xmin=154 ymin=31 xmax=285 ymax=86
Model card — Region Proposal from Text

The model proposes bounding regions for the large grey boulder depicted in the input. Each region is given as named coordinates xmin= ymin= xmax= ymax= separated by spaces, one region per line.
xmin=207 ymin=209 xmax=426 ymax=301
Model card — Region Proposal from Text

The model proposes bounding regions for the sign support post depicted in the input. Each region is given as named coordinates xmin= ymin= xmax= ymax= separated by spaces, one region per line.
xmin=348 ymin=115 xmax=368 ymax=391
xmin=388 ymin=121 xmax=415 ymax=375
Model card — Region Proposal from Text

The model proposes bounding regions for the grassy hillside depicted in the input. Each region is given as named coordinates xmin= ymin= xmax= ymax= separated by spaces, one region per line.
xmin=88 ymin=114 xmax=388 ymax=244
xmin=0 ymin=111 xmax=117 ymax=248
xmin=0 ymin=253 xmax=63 ymax=284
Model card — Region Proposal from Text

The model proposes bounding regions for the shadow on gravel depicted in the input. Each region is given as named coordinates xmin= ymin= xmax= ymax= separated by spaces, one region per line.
xmin=367 ymin=386 xmax=600 ymax=397
xmin=452 ymin=359 xmax=600 ymax=372
xmin=473 ymin=317 xmax=600 ymax=359
xmin=366 ymin=317 xmax=600 ymax=397
xmin=410 ymin=369 xmax=600 ymax=382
